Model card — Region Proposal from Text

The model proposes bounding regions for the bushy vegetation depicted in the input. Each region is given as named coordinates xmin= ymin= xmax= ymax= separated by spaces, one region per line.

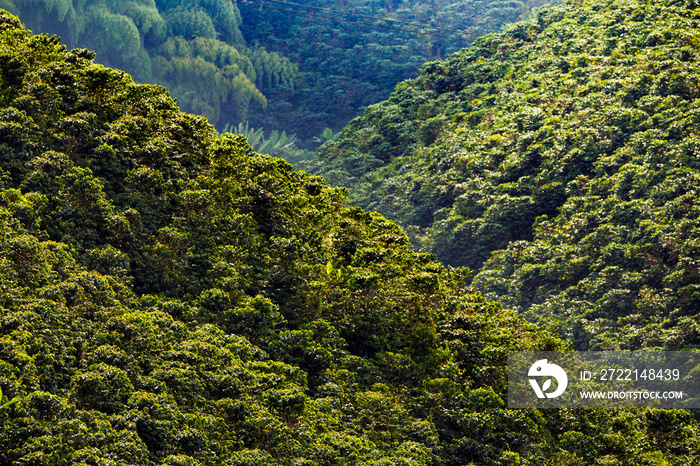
xmin=237 ymin=0 xmax=554 ymax=140
xmin=8 ymin=0 xmax=553 ymax=141
xmin=2 ymin=9 xmax=699 ymax=465
xmin=221 ymin=121 xmax=307 ymax=162
xmin=310 ymin=0 xmax=700 ymax=351
xmin=7 ymin=0 xmax=294 ymax=126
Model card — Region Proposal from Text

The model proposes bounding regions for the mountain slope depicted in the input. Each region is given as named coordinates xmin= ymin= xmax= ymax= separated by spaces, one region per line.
xmin=6 ymin=0 xmax=294 ymax=126
xmin=237 ymin=0 xmax=556 ymax=140
xmin=309 ymin=0 xmax=700 ymax=350
xmin=1 ymin=9 xmax=699 ymax=465
xmin=9 ymin=0 xmax=556 ymax=141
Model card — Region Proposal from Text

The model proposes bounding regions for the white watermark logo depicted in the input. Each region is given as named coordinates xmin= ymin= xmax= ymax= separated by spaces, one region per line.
xmin=509 ymin=351 xmax=697 ymax=408
xmin=528 ymin=359 xmax=568 ymax=398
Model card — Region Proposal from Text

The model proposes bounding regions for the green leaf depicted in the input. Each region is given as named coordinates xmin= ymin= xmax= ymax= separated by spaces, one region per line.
xmin=1 ymin=397 xmax=19 ymax=409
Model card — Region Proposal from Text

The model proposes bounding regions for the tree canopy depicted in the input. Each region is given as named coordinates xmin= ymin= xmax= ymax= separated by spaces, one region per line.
xmin=237 ymin=0 xmax=555 ymax=140
xmin=8 ymin=0 xmax=553 ymax=142
xmin=308 ymin=0 xmax=700 ymax=351
xmin=8 ymin=0 xmax=292 ymax=126
xmin=2 ymin=9 xmax=699 ymax=465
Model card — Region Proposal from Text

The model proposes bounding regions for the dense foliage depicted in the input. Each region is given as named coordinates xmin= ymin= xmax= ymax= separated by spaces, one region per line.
xmin=2 ymin=10 xmax=699 ymax=465
xmin=8 ymin=0 xmax=552 ymax=141
xmin=6 ymin=0 xmax=295 ymax=126
xmin=309 ymin=0 xmax=700 ymax=351
xmin=237 ymin=0 xmax=554 ymax=140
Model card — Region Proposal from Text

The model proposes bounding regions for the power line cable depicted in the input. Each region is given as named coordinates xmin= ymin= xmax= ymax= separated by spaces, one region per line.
xmin=229 ymin=0 xmax=475 ymax=43
xmin=262 ymin=0 xmax=483 ymax=37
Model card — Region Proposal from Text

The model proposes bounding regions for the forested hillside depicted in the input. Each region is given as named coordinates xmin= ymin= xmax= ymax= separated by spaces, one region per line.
xmin=2 ymin=10 xmax=699 ymax=465
xmin=237 ymin=0 xmax=553 ymax=139
xmin=310 ymin=0 xmax=700 ymax=351
xmin=7 ymin=0 xmax=295 ymax=127
xmin=8 ymin=0 xmax=552 ymax=141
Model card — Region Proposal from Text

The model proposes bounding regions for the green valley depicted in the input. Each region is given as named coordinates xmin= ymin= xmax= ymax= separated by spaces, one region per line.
xmin=7 ymin=0 xmax=551 ymax=141
xmin=0 ymin=9 xmax=574 ymax=465
xmin=310 ymin=0 xmax=700 ymax=351
xmin=2 ymin=0 xmax=700 ymax=464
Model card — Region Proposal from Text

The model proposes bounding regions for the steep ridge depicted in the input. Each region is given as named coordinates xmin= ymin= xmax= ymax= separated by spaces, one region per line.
xmin=0 ymin=10 xmax=699 ymax=466
xmin=310 ymin=0 xmax=700 ymax=350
